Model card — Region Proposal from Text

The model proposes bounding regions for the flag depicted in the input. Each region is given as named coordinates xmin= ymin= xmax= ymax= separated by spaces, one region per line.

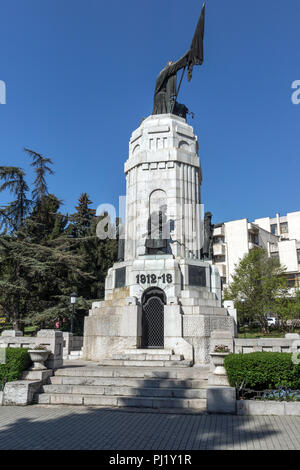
xmin=187 ymin=3 xmax=205 ymax=82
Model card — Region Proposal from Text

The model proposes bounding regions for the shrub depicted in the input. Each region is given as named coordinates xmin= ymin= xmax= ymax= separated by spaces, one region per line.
xmin=224 ymin=352 xmax=300 ymax=390
xmin=0 ymin=348 xmax=32 ymax=390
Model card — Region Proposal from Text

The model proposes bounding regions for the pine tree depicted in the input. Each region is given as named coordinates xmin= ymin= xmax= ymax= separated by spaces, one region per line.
xmin=25 ymin=194 xmax=67 ymax=243
xmin=24 ymin=148 xmax=54 ymax=202
xmin=70 ymin=193 xmax=96 ymax=238
xmin=0 ymin=166 xmax=32 ymax=232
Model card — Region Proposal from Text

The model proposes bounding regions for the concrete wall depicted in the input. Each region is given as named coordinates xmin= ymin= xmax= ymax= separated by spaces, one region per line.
xmin=278 ymin=239 xmax=298 ymax=272
xmin=224 ymin=219 xmax=249 ymax=282
xmin=287 ymin=211 xmax=300 ymax=241
xmin=234 ymin=335 xmax=300 ymax=354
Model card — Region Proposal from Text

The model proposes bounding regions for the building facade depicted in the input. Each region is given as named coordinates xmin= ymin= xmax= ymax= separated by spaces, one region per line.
xmin=212 ymin=211 xmax=300 ymax=293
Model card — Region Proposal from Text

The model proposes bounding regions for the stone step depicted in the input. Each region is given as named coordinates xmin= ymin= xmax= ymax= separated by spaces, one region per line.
xmin=35 ymin=393 xmax=206 ymax=409
xmin=99 ymin=359 xmax=192 ymax=367
xmin=69 ymin=350 xmax=83 ymax=356
xmin=42 ymin=384 xmax=207 ymax=399
xmin=49 ymin=375 xmax=208 ymax=388
xmin=55 ymin=366 xmax=209 ymax=379
xmin=124 ymin=349 xmax=174 ymax=355
xmin=112 ymin=354 xmax=183 ymax=361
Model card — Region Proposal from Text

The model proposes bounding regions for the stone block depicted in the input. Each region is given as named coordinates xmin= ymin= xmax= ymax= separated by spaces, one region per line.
xmin=3 ymin=380 xmax=42 ymax=405
xmin=206 ymin=386 xmax=236 ymax=414
xmin=285 ymin=333 xmax=300 ymax=339
xmin=285 ymin=402 xmax=300 ymax=416
xmin=237 ymin=400 xmax=285 ymax=416
xmin=164 ymin=305 xmax=182 ymax=337
xmin=1 ymin=330 xmax=23 ymax=337
xmin=22 ymin=369 xmax=53 ymax=382
xmin=208 ymin=374 xmax=229 ymax=386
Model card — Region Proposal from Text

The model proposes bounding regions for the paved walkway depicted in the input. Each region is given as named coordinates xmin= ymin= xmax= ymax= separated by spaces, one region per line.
xmin=0 ymin=406 xmax=299 ymax=450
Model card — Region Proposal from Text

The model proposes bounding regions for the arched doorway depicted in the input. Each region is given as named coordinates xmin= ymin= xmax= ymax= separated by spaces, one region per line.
xmin=141 ymin=287 xmax=166 ymax=349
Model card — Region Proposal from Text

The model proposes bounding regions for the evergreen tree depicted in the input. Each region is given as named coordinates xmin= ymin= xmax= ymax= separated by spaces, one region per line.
xmin=24 ymin=148 xmax=54 ymax=202
xmin=0 ymin=152 xmax=119 ymax=334
xmin=0 ymin=166 xmax=31 ymax=232
xmin=70 ymin=193 xmax=96 ymax=238
xmin=25 ymin=194 xmax=67 ymax=243
xmin=68 ymin=198 xmax=118 ymax=301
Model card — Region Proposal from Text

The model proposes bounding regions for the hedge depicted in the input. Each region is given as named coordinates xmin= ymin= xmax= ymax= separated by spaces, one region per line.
xmin=224 ymin=352 xmax=300 ymax=390
xmin=0 ymin=348 xmax=32 ymax=390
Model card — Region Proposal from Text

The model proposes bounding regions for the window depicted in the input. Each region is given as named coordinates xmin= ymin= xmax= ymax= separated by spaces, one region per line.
xmin=271 ymin=224 xmax=278 ymax=235
xmin=297 ymin=250 xmax=300 ymax=264
xmin=249 ymin=233 xmax=259 ymax=245
xmin=213 ymin=236 xmax=224 ymax=244
xmin=287 ymin=274 xmax=297 ymax=288
xmin=270 ymin=251 xmax=279 ymax=259
xmin=214 ymin=255 xmax=225 ymax=263
xmin=280 ymin=222 xmax=288 ymax=234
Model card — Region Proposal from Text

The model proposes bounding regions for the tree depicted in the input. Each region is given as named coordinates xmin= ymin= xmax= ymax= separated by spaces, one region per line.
xmin=24 ymin=148 xmax=54 ymax=203
xmin=224 ymin=247 xmax=289 ymax=333
xmin=0 ymin=150 xmax=119 ymax=334
xmin=0 ymin=166 xmax=32 ymax=232
xmin=70 ymin=193 xmax=96 ymax=238
xmin=0 ymin=231 xmax=93 ymax=331
xmin=25 ymin=194 xmax=67 ymax=243
xmin=67 ymin=199 xmax=118 ymax=301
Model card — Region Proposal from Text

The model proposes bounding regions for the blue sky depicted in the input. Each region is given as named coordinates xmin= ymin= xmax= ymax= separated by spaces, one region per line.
xmin=0 ymin=0 xmax=299 ymax=225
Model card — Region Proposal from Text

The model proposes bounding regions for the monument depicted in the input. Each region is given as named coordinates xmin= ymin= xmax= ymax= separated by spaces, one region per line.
xmin=83 ymin=4 xmax=235 ymax=364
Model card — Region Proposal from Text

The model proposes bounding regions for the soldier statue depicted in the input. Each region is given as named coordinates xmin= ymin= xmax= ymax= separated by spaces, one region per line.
xmin=201 ymin=211 xmax=214 ymax=261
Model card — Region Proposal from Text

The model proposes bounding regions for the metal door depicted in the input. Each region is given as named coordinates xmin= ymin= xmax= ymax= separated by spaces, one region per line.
xmin=141 ymin=289 xmax=165 ymax=348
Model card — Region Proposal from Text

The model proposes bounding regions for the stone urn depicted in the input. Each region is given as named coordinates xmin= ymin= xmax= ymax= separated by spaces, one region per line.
xmin=28 ymin=349 xmax=50 ymax=370
xmin=208 ymin=350 xmax=230 ymax=386
xmin=210 ymin=352 xmax=229 ymax=376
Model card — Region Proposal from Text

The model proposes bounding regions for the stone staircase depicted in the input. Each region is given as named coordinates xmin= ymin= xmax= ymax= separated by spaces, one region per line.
xmin=34 ymin=355 xmax=209 ymax=411
xmin=67 ymin=348 xmax=83 ymax=360
xmin=100 ymin=349 xmax=192 ymax=367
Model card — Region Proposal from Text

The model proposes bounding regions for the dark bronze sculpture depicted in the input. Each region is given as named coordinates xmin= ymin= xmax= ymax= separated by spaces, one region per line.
xmin=152 ymin=3 xmax=205 ymax=117
xmin=201 ymin=211 xmax=213 ymax=261
xmin=117 ymin=222 xmax=125 ymax=262
xmin=145 ymin=206 xmax=168 ymax=255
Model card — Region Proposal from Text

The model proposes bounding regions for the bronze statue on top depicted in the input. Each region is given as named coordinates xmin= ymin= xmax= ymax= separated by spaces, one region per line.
xmin=152 ymin=3 xmax=205 ymax=118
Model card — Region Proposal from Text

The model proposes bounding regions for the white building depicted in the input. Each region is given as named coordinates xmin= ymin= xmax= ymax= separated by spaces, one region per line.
xmin=212 ymin=211 xmax=300 ymax=292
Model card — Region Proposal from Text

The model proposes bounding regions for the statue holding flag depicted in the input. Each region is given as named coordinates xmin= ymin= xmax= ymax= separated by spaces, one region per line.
xmin=152 ymin=3 xmax=205 ymax=117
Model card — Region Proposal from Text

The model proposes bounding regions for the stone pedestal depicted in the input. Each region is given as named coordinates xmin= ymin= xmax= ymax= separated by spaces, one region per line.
xmin=83 ymin=114 xmax=236 ymax=364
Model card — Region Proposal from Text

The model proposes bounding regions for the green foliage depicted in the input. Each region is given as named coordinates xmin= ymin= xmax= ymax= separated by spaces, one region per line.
xmin=24 ymin=148 xmax=54 ymax=203
xmin=0 ymin=348 xmax=32 ymax=390
xmin=224 ymin=352 xmax=300 ymax=390
xmin=0 ymin=153 xmax=118 ymax=334
xmin=224 ymin=247 xmax=289 ymax=332
xmin=0 ymin=166 xmax=32 ymax=232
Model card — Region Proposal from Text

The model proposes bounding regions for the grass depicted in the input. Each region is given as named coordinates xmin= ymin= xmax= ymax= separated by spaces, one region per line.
xmin=238 ymin=327 xmax=300 ymax=338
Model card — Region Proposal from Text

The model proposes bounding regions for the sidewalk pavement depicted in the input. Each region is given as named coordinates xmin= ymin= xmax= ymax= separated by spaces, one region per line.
xmin=0 ymin=405 xmax=299 ymax=450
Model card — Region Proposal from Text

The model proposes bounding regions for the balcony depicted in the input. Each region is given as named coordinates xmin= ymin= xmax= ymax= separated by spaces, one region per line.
xmin=213 ymin=243 xmax=226 ymax=256
xmin=213 ymin=225 xmax=225 ymax=237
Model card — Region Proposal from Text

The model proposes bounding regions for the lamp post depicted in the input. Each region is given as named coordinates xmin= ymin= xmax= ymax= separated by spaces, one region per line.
xmin=70 ymin=292 xmax=78 ymax=334
xmin=241 ymin=298 xmax=245 ymax=338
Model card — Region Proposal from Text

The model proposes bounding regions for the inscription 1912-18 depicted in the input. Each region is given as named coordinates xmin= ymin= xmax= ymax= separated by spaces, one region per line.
xmin=136 ymin=273 xmax=173 ymax=284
